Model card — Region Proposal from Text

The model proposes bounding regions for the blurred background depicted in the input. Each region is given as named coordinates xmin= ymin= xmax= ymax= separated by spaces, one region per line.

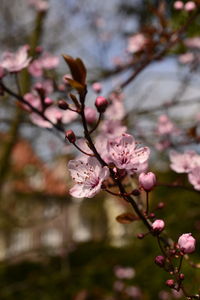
xmin=0 ymin=0 xmax=200 ymax=299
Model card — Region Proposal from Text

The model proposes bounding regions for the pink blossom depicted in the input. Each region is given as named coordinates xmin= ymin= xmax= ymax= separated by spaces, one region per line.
xmin=107 ymin=134 xmax=150 ymax=171
xmin=95 ymin=96 xmax=108 ymax=113
xmin=127 ymin=33 xmax=147 ymax=53
xmin=152 ymin=219 xmax=165 ymax=233
xmin=100 ymin=120 xmax=127 ymax=138
xmin=40 ymin=53 xmax=59 ymax=69
xmin=179 ymin=52 xmax=194 ymax=64
xmin=156 ymin=114 xmax=177 ymax=135
xmin=84 ymin=107 xmax=97 ymax=124
xmin=33 ymin=80 xmax=54 ymax=94
xmin=0 ymin=45 xmax=31 ymax=72
xmin=114 ymin=266 xmax=135 ymax=279
xmin=30 ymin=106 xmax=77 ymax=128
xmin=28 ymin=60 xmax=43 ymax=77
xmin=68 ymin=157 xmax=109 ymax=198
xmin=184 ymin=1 xmax=196 ymax=11
xmin=139 ymin=172 xmax=156 ymax=191
xmin=24 ymin=92 xmax=42 ymax=111
xmin=174 ymin=1 xmax=184 ymax=10
xmin=92 ymin=82 xmax=102 ymax=93
xmin=188 ymin=167 xmax=200 ymax=191
xmin=125 ymin=286 xmax=142 ymax=299
xmin=184 ymin=37 xmax=200 ymax=49
xmin=105 ymin=99 xmax=125 ymax=121
xmin=178 ymin=233 xmax=196 ymax=254
xmin=169 ymin=150 xmax=199 ymax=173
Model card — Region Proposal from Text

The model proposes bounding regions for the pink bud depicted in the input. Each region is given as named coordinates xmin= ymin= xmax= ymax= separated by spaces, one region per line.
xmin=139 ymin=172 xmax=156 ymax=191
xmin=95 ymin=96 xmax=108 ymax=113
xmin=184 ymin=1 xmax=196 ymax=11
xmin=84 ymin=107 xmax=97 ymax=123
xmin=154 ymin=255 xmax=165 ymax=267
xmin=65 ymin=130 xmax=76 ymax=143
xmin=165 ymin=279 xmax=175 ymax=288
xmin=178 ymin=233 xmax=196 ymax=254
xmin=174 ymin=1 xmax=184 ymax=9
xmin=44 ymin=97 xmax=53 ymax=106
xmin=152 ymin=219 xmax=165 ymax=233
xmin=92 ymin=82 xmax=102 ymax=93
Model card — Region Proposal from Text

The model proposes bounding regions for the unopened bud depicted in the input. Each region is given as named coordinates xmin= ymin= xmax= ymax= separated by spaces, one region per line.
xmin=138 ymin=172 xmax=156 ymax=191
xmin=165 ymin=279 xmax=175 ymax=288
xmin=137 ymin=233 xmax=145 ymax=239
xmin=95 ymin=96 xmax=108 ymax=113
xmin=92 ymin=82 xmax=102 ymax=93
xmin=154 ymin=255 xmax=165 ymax=267
xmin=58 ymin=100 xmax=69 ymax=110
xmin=149 ymin=213 xmax=155 ymax=219
xmin=179 ymin=273 xmax=185 ymax=281
xmin=65 ymin=130 xmax=76 ymax=143
xmin=157 ymin=202 xmax=165 ymax=209
xmin=152 ymin=219 xmax=165 ymax=234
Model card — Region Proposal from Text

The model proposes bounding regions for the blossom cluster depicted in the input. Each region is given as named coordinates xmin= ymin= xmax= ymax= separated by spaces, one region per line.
xmin=170 ymin=150 xmax=200 ymax=190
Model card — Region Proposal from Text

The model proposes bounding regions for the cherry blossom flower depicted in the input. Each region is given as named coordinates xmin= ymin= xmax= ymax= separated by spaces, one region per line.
xmin=188 ymin=167 xmax=200 ymax=191
xmin=178 ymin=233 xmax=196 ymax=253
xmin=114 ymin=266 xmax=135 ymax=279
xmin=127 ymin=33 xmax=147 ymax=54
xmin=107 ymin=133 xmax=150 ymax=171
xmin=40 ymin=53 xmax=59 ymax=69
xmin=169 ymin=150 xmax=199 ymax=173
xmin=84 ymin=107 xmax=97 ymax=124
xmin=179 ymin=52 xmax=195 ymax=64
xmin=174 ymin=1 xmax=184 ymax=10
xmin=156 ymin=114 xmax=178 ymax=136
xmin=68 ymin=157 xmax=109 ymax=198
xmin=99 ymin=120 xmax=127 ymax=138
xmin=28 ymin=60 xmax=43 ymax=77
xmin=139 ymin=172 xmax=156 ymax=191
xmin=184 ymin=37 xmax=200 ymax=49
xmin=105 ymin=99 xmax=125 ymax=121
xmin=24 ymin=92 xmax=42 ymax=111
xmin=184 ymin=1 xmax=196 ymax=11
xmin=0 ymin=45 xmax=31 ymax=72
xmin=30 ymin=106 xmax=77 ymax=128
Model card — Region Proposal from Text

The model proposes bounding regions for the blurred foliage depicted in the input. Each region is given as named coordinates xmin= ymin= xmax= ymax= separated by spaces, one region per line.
xmin=0 ymin=171 xmax=199 ymax=299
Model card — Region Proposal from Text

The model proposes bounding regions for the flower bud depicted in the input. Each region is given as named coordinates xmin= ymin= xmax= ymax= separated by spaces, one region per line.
xmin=157 ymin=202 xmax=165 ymax=209
xmin=165 ymin=279 xmax=175 ymax=288
xmin=95 ymin=96 xmax=108 ymax=113
xmin=178 ymin=233 xmax=196 ymax=254
xmin=174 ymin=1 xmax=184 ymax=10
xmin=138 ymin=172 xmax=156 ymax=191
xmin=179 ymin=273 xmax=185 ymax=281
xmin=92 ymin=82 xmax=102 ymax=93
xmin=137 ymin=233 xmax=145 ymax=239
xmin=58 ymin=100 xmax=69 ymax=110
xmin=152 ymin=219 xmax=165 ymax=234
xmin=154 ymin=255 xmax=165 ymax=267
xmin=149 ymin=213 xmax=155 ymax=219
xmin=85 ymin=107 xmax=97 ymax=124
xmin=44 ymin=97 xmax=53 ymax=107
xmin=184 ymin=1 xmax=196 ymax=11
xmin=65 ymin=130 xmax=76 ymax=143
